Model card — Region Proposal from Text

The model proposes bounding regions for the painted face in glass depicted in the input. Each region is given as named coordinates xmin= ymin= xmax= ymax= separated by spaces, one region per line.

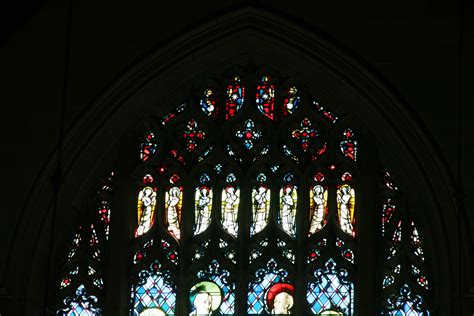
xmin=272 ymin=292 xmax=294 ymax=314
xmin=193 ymin=292 xmax=213 ymax=314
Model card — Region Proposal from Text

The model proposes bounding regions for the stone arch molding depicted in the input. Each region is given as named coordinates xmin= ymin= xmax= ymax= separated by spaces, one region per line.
xmin=6 ymin=7 xmax=468 ymax=315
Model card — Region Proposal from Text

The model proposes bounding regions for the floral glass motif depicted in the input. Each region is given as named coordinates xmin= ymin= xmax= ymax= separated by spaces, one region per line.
xmin=133 ymin=239 xmax=154 ymax=265
xmin=251 ymin=183 xmax=271 ymax=236
xmin=307 ymin=239 xmax=327 ymax=263
xmin=340 ymin=129 xmax=357 ymax=161
xmin=313 ymin=100 xmax=339 ymax=123
xmin=248 ymin=259 xmax=292 ymax=314
xmin=194 ymin=185 xmax=213 ymax=235
xmin=193 ymin=260 xmax=235 ymax=315
xmin=226 ymin=76 xmax=245 ymax=119
xmin=165 ymin=186 xmax=183 ymax=240
xmin=131 ymin=261 xmax=176 ymax=316
xmin=411 ymin=265 xmax=429 ymax=290
xmin=200 ymin=89 xmax=218 ymax=118
xmin=235 ymin=119 xmax=262 ymax=150
xmin=307 ymin=258 xmax=354 ymax=315
xmin=337 ymin=184 xmax=356 ymax=237
xmin=140 ymin=131 xmax=158 ymax=162
xmin=221 ymin=185 xmax=239 ymax=238
xmin=60 ymin=267 xmax=79 ymax=290
xmin=385 ymin=284 xmax=430 ymax=315
xmin=256 ymin=76 xmax=275 ymax=120
xmin=383 ymin=264 xmax=401 ymax=289
xmin=279 ymin=184 xmax=297 ymax=237
xmin=135 ymin=186 xmax=157 ymax=237
xmin=291 ymin=118 xmax=318 ymax=152
xmin=282 ymin=86 xmax=300 ymax=117
xmin=309 ymin=173 xmax=328 ymax=235
xmin=382 ymin=199 xmax=396 ymax=237
xmin=335 ymin=238 xmax=355 ymax=264
xmin=59 ymin=284 xmax=101 ymax=316
xmin=192 ymin=239 xmax=210 ymax=262
xmin=277 ymin=239 xmax=295 ymax=264
xmin=180 ymin=119 xmax=206 ymax=152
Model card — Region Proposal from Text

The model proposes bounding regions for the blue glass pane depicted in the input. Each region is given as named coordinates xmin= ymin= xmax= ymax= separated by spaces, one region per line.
xmin=307 ymin=259 xmax=354 ymax=315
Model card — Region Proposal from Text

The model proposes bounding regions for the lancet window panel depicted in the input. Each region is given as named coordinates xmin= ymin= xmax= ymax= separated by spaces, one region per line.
xmin=54 ymin=170 xmax=115 ymax=315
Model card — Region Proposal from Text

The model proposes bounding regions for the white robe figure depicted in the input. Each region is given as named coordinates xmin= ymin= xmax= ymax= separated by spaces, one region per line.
xmin=195 ymin=187 xmax=212 ymax=235
xmin=137 ymin=187 xmax=156 ymax=236
xmin=222 ymin=187 xmax=238 ymax=237
xmin=337 ymin=184 xmax=354 ymax=236
xmin=167 ymin=186 xmax=181 ymax=240
xmin=252 ymin=186 xmax=269 ymax=235
xmin=309 ymin=185 xmax=325 ymax=234
xmin=280 ymin=186 xmax=296 ymax=236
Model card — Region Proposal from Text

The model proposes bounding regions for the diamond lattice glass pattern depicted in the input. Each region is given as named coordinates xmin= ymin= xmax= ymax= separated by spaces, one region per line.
xmin=307 ymin=259 xmax=354 ymax=315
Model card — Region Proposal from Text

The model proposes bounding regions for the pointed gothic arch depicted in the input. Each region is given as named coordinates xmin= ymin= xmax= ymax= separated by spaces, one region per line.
xmin=7 ymin=7 xmax=468 ymax=315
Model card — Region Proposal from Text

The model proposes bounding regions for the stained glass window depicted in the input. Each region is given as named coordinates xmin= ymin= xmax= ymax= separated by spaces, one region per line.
xmin=140 ymin=132 xmax=158 ymax=162
xmin=278 ymin=184 xmax=297 ymax=237
xmin=191 ymin=260 xmax=235 ymax=315
xmin=307 ymin=259 xmax=354 ymax=315
xmin=226 ymin=76 xmax=245 ymax=119
xmin=130 ymin=261 xmax=176 ymax=315
xmin=256 ymin=76 xmax=275 ymax=120
xmin=165 ymin=185 xmax=183 ymax=241
xmin=58 ymin=284 xmax=101 ymax=316
xmin=384 ymin=284 xmax=430 ymax=315
xmin=248 ymin=259 xmax=292 ymax=314
xmin=194 ymin=185 xmax=213 ymax=235
xmin=379 ymin=171 xmax=431 ymax=314
xmin=58 ymin=69 xmax=433 ymax=315
xmin=136 ymin=186 xmax=157 ymax=237
xmin=251 ymin=180 xmax=271 ymax=236
xmin=282 ymin=86 xmax=300 ymax=117
xmin=336 ymin=183 xmax=356 ymax=237
xmin=221 ymin=180 xmax=239 ymax=238
xmin=200 ymin=89 xmax=217 ymax=118
xmin=309 ymin=172 xmax=328 ymax=235
xmin=55 ymin=170 xmax=115 ymax=314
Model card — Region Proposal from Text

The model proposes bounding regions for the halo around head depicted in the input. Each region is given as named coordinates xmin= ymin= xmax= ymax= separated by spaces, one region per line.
xmin=265 ymin=282 xmax=294 ymax=311
xmin=189 ymin=281 xmax=222 ymax=311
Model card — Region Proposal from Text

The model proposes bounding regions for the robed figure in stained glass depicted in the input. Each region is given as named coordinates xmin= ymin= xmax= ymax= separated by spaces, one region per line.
xmin=251 ymin=185 xmax=270 ymax=235
xmin=195 ymin=186 xmax=213 ymax=235
xmin=337 ymin=184 xmax=355 ymax=237
xmin=221 ymin=186 xmax=239 ymax=237
xmin=166 ymin=186 xmax=182 ymax=240
xmin=136 ymin=187 xmax=157 ymax=237
xmin=279 ymin=185 xmax=297 ymax=236
xmin=309 ymin=185 xmax=327 ymax=235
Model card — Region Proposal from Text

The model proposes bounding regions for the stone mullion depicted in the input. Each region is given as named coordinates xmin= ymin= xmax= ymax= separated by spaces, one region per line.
xmin=296 ymin=177 xmax=309 ymax=316
xmin=356 ymin=132 xmax=377 ymax=315
xmin=103 ymin=131 xmax=136 ymax=316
